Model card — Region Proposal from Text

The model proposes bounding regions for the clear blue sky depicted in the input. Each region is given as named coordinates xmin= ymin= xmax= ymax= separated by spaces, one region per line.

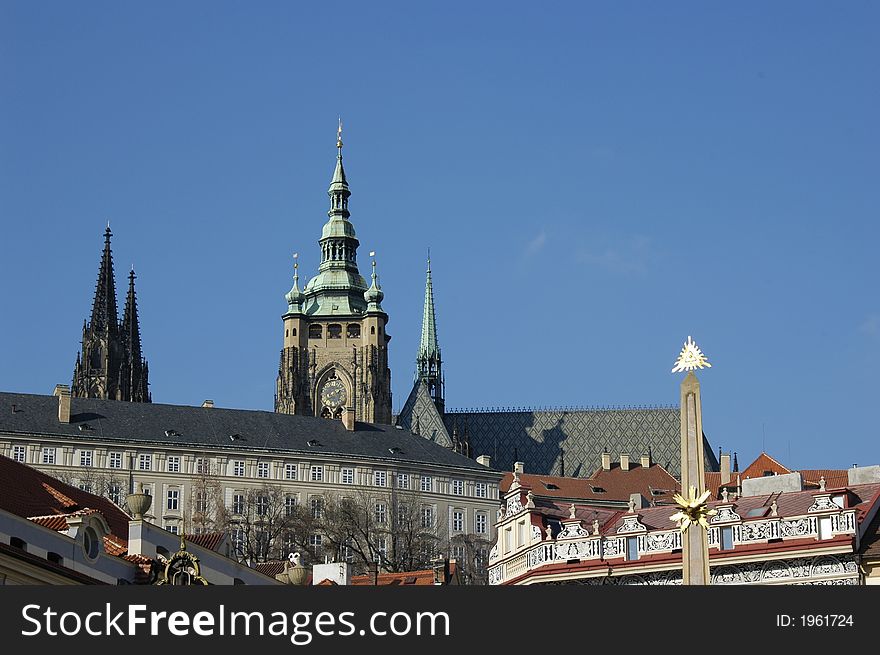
xmin=1 ymin=2 xmax=877 ymax=471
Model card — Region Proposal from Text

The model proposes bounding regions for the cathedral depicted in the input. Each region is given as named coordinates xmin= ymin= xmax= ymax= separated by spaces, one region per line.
xmin=68 ymin=126 xmax=717 ymax=479
xmin=71 ymin=227 xmax=150 ymax=403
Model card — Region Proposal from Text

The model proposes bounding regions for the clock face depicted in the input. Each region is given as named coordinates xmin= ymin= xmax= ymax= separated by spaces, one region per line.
xmin=321 ymin=379 xmax=347 ymax=409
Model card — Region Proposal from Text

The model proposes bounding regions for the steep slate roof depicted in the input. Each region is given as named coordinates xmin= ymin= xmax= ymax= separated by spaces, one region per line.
xmin=395 ymin=380 xmax=452 ymax=447
xmin=445 ymin=407 xmax=718 ymax=479
xmin=500 ymin=463 xmax=680 ymax=506
xmin=0 ymin=392 xmax=487 ymax=472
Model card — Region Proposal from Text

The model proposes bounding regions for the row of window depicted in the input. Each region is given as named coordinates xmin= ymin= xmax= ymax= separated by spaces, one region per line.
xmin=307 ymin=324 xmax=365 ymax=339
xmin=17 ymin=446 xmax=491 ymax=498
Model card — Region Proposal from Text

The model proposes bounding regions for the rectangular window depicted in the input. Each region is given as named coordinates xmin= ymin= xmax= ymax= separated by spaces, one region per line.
xmin=79 ymin=450 xmax=93 ymax=467
xmin=257 ymin=462 xmax=270 ymax=479
xmin=375 ymin=502 xmax=387 ymax=524
xmin=166 ymin=456 xmax=180 ymax=473
xmin=194 ymin=492 xmax=207 ymax=514
xmin=626 ymin=536 xmax=639 ymax=561
xmin=195 ymin=457 xmax=209 ymax=474
xmin=374 ymin=470 xmax=387 ymax=487
xmin=420 ymin=475 xmax=432 ymax=492
xmin=232 ymin=527 xmax=245 ymax=553
xmin=11 ymin=445 xmax=26 ymax=463
xmin=452 ymin=510 xmax=464 ymax=532
xmin=517 ymin=520 xmax=525 ymax=546
xmin=138 ymin=453 xmax=152 ymax=471
xmin=311 ymin=497 xmax=323 ymax=519
xmin=474 ymin=548 xmax=487 ymax=571
xmin=41 ymin=447 xmax=56 ymax=465
xmin=341 ymin=467 xmax=354 ymax=485
xmin=397 ymin=503 xmax=408 ymax=526
xmin=284 ymin=463 xmax=298 ymax=480
xmin=421 ymin=507 xmax=434 ymax=529
xmin=108 ymin=484 xmax=123 ymax=506
xmin=78 ymin=481 xmax=92 ymax=493
xmin=309 ymin=534 xmax=323 ymax=554
xmin=376 ymin=536 xmax=387 ymax=559
xmin=451 ymin=479 xmax=464 ymax=495
xmin=256 ymin=495 xmax=269 ymax=516
xmin=310 ymin=465 xmax=324 ymax=482
xmin=721 ymin=526 xmax=734 ymax=551
xmin=475 ymin=482 xmax=488 ymax=498
xmin=475 ymin=512 xmax=487 ymax=534
xmin=165 ymin=524 xmax=179 ymax=535
xmin=108 ymin=452 xmax=123 ymax=469
xmin=285 ymin=495 xmax=297 ymax=517
xmin=233 ymin=460 xmax=245 ymax=477
xmin=167 ymin=489 xmax=179 ymax=511
xmin=452 ymin=545 xmax=466 ymax=561
xmin=232 ymin=493 xmax=245 ymax=514
xmin=396 ymin=473 xmax=409 ymax=489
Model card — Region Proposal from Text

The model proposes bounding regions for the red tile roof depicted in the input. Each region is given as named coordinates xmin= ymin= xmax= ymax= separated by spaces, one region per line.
xmin=256 ymin=562 xmax=459 ymax=585
xmin=501 ymin=463 xmax=680 ymax=506
xmin=0 ymin=455 xmax=133 ymax=540
xmin=183 ymin=532 xmax=227 ymax=552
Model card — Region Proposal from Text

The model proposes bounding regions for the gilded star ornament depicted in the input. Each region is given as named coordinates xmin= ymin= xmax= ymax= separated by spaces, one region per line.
xmin=671 ymin=336 xmax=712 ymax=373
xmin=670 ymin=486 xmax=717 ymax=531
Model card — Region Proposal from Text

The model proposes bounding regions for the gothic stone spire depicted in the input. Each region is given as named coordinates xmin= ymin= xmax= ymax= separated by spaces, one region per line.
xmin=121 ymin=268 xmax=151 ymax=403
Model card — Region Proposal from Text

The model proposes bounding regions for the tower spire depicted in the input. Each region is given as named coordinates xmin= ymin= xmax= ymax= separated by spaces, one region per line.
xmin=89 ymin=226 xmax=119 ymax=335
xmin=122 ymin=268 xmax=151 ymax=402
xmin=417 ymin=254 xmax=443 ymax=413
xmin=328 ymin=119 xmax=350 ymax=218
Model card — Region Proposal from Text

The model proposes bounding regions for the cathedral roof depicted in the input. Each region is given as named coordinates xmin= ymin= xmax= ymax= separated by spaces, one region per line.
xmin=0 ymin=392 xmax=490 ymax=473
xmin=444 ymin=406 xmax=719 ymax=479
xmin=396 ymin=380 xmax=452 ymax=448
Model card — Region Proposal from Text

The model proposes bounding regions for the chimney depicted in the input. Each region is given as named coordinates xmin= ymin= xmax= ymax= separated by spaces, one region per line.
xmin=476 ymin=455 xmax=492 ymax=468
xmin=720 ymin=453 xmax=731 ymax=485
xmin=342 ymin=407 xmax=356 ymax=432
xmin=53 ymin=384 xmax=71 ymax=423
xmin=601 ymin=451 xmax=611 ymax=471
xmin=620 ymin=454 xmax=630 ymax=471
xmin=432 ymin=556 xmax=450 ymax=585
xmin=640 ymin=452 xmax=651 ymax=468
xmin=514 ymin=461 xmax=524 ymax=475
xmin=201 ymin=399 xmax=214 ymax=408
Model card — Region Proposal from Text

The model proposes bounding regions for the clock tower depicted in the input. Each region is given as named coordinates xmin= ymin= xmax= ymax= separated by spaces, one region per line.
xmin=275 ymin=126 xmax=392 ymax=423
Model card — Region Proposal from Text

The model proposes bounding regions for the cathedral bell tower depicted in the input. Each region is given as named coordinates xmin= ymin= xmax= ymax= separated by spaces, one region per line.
xmin=275 ymin=125 xmax=392 ymax=423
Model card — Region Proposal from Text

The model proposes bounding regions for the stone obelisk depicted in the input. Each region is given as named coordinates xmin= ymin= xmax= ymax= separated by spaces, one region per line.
xmin=672 ymin=336 xmax=712 ymax=585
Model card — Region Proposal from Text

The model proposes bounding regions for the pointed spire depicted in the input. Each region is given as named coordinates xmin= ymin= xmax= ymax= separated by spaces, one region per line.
xmin=89 ymin=226 xmax=119 ymax=335
xmin=122 ymin=268 xmax=150 ymax=403
xmin=416 ymin=254 xmax=443 ymax=412
xmin=328 ymin=119 xmax=350 ymax=218
xmin=418 ymin=254 xmax=440 ymax=364
xmin=285 ymin=253 xmax=305 ymax=313
xmin=364 ymin=251 xmax=384 ymax=312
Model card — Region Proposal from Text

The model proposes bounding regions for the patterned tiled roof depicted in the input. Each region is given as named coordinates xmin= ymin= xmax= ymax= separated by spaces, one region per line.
xmin=445 ymin=407 xmax=718 ymax=478
xmin=184 ymin=532 xmax=228 ymax=552
xmin=396 ymin=380 xmax=452 ymax=447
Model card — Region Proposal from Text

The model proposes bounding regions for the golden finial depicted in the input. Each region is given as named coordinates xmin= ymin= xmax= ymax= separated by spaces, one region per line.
xmin=670 ymin=486 xmax=717 ymax=531
xmin=671 ymin=335 xmax=712 ymax=373
xmin=337 ymin=117 xmax=343 ymax=149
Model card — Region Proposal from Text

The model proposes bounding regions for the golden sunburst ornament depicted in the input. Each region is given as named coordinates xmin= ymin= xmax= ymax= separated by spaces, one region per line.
xmin=671 ymin=336 xmax=711 ymax=373
xmin=670 ymin=486 xmax=717 ymax=531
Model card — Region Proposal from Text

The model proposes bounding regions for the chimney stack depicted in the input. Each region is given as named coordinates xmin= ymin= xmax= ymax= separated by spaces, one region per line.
xmin=342 ymin=407 xmax=356 ymax=432
xmin=620 ymin=454 xmax=630 ymax=471
xmin=514 ymin=461 xmax=524 ymax=475
xmin=720 ymin=453 xmax=731 ymax=485
xmin=601 ymin=451 xmax=611 ymax=471
xmin=476 ymin=455 xmax=492 ymax=468
xmin=53 ymin=384 xmax=71 ymax=423
xmin=640 ymin=452 xmax=651 ymax=468
xmin=201 ymin=399 xmax=214 ymax=408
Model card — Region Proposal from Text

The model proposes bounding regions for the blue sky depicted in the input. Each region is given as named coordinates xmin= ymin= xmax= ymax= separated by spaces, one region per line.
xmin=1 ymin=2 xmax=877 ymax=471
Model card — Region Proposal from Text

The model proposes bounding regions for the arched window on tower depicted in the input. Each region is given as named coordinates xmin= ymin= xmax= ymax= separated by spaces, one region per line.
xmin=328 ymin=324 xmax=342 ymax=339
xmin=309 ymin=325 xmax=322 ymax=339
xmin=292 ymin=328 xmax=297 ymax=337
xmin=347 ymin=324 xmax=361 ymax=339
xmin=370 ymin=326 xmax=376 ymax=335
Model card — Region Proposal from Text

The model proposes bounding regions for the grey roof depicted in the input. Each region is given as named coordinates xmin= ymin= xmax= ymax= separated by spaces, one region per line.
xmin=0 ymin=392 xmax=489 ymax=473
xmin=396 ymin=380 xmax=452 ymax=447
xmin=443 ymin=407 xmax=718 ymax=479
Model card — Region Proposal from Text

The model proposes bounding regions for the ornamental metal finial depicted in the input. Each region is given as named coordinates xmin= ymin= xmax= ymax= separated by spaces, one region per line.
xmin=670 ymin=486 xmax=717 ymax=531
xmin=671 ymin=335 xmax=711 ymax=373
xmin=337 ymin=117 xmax=343 ymax=149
